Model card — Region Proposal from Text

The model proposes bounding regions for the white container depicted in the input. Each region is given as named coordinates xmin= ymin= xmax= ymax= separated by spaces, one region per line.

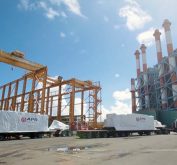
xmin=104 ymin=113 xmax=154 ymax=131
xmin=0 ymin=111 xmax=49 ymax=133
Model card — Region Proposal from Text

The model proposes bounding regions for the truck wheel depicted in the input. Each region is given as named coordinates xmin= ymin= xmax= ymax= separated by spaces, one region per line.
xmin=138 ymin=132 xmax=143 ymax=136
xmin=125 ymin=132 xmax=129 ymax=137
xmin=102 ymin=132 xmax=108 ymax=138
xmin=121 ymin=132 xmax=128 ymax=137
xmin=86 ymin=132 xmax=92 ymax=139
xmin=145 ymin=132 xmax=151 ymax=136
xmin=163 ymin=129 xmax=170 ymax=135
xmin=95 ymin=132 xmax=100 ymax=138
xmin=0 ymin=135 xmax=5 ymax=141
xmin=15 ymin=135 xmax=21 ymax=140
xmin=158 ymin=130 xmax=162 ymax=135
xmin=37 ymin=134 xmax=43 ymax=138
xmin=30 ymin=134 xmax=35 ymax=139
xmin=115 ymin=132 xmax=119 ymax=137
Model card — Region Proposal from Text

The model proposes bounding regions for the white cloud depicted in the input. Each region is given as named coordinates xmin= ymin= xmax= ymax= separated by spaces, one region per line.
xmin=103 ymin=16 xmax=109 ymax=22
xmin=62 ymin=0 xmax=86 ymax=18
xmin=101 ymin=106 xmax=111 ymax=121
xmin=74 ymin=98 xmax=87 ymax=115
xmin=115 ymin=73 xmax=120 ymax=78
xmin=18 ymin=0 xmax=36 ymax=10
xmin=49 ymin=0 xmax=62 ymax=5
xmin=136 ymin=27 xmax=154 ymax=46
xmin=18 ymin=0 xmax=86 ymax=19
xmin=46 ymin=8 xmax=60 ymax=19
xmin=18 ymin=0 xmax=29 ymax=10
xmin=61 ymin=11 xmax=67 ymax=18
xmin=119 ymin=0 xmax=152 ymax=31
xmin=38 ymin=2 xmax=60 ymax=19
xmin=113 ymin=88 xmax=131 ymax=101
xmin=136 ymin=27 xmax=164 ymax=47
xmin=38 ymin=1 xmax=47 ymax=9
xmin=60 ymin=32 xmax=66 ymax=38
xmin=101 ymin=88 xmax=131 ymax=121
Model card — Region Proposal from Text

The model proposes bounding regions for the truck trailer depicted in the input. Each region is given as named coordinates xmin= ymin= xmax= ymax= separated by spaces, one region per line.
xmin=77 ymin=113 xmax=167 ymax=138
xmin=0 ymin=111 xmax=51 ymax=140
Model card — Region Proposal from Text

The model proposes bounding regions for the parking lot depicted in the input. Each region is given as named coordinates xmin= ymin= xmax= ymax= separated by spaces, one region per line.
xmin=0 ymin=134 xmax=177 ymax=165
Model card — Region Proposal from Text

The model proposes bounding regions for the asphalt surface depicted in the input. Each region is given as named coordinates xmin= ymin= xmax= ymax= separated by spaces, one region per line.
xmin=0 ymin=133 xmax=177 ymax=165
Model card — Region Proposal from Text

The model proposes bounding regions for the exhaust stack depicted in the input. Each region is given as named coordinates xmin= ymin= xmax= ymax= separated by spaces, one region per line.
xmin=131 ymin=78 xmax=136 ymax=113
xmin=153 ymin=29 xmax=167 ymax=109
xmin=140 ymin=44 xmax=149 ymax=109
xmin=134 ymin=50 xmax=141 ymax=77
xmin=162 ymin=19 xmax=173 ymax=56
xmin=153 ymin=29 xmax=163 ymax=63
xmin=163 ymin=19 xmax=177 ymax=107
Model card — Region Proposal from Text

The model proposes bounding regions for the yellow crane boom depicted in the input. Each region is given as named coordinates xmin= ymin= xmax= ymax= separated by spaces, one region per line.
xmin=0 ymin=50 xmax=44 ymax=71
xmin=0 ymin=49 xmax=59 ymax=85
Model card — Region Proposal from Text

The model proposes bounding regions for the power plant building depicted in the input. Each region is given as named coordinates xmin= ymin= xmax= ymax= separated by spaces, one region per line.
xmin=131 ymin=19 xmax=177 ymax=127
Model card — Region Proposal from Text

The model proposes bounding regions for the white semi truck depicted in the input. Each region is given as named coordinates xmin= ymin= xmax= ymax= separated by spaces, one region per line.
xmin=0 ymin=111 xmax=51 ymax=140
xmin=77 ymin=113 xmax=169 ymax=138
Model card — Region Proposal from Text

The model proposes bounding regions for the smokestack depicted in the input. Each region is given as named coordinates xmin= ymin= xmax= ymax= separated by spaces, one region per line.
xmin=162 ymin=19 xmax=173 ymax=56
xmin=140 ymin=44 xmax=149 ymax=109
xmin=163 ymin=19 xmax=177 ymax=107
xmin=153 ymin=29 xmax=163 ymax=63
xmin=134 ymin=50 xmax=141 ymax=77
xmin=131 ymin=78 xmax=136 ymax=113
xmin=140 ymin=44 xmax=147 ymax=72
xmin=153 ymin=29 xmax=168 ymax=109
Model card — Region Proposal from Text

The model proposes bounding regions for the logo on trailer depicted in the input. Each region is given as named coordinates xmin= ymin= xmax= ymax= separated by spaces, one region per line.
xmin=21 ymin=117 xmax=27 ymax=122
xmin=136 ymin=117 xmax=146 ymax=122
xmin=21 ymin=117 xmax=38 ymax=123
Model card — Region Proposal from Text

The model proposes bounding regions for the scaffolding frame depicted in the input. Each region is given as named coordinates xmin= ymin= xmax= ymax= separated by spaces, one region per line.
xmin=134 ymin=52 xmax=177 ymax=112
xmin=0 ymin=68 xmax=102 ymax=129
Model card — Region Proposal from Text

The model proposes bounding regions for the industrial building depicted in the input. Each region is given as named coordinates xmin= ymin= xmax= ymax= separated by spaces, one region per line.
xmin=131 ymin=19 xmax=177 ymax=127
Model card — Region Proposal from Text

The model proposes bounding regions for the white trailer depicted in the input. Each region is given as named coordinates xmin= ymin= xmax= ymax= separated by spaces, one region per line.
xmin=77 ymin=114 xmax=155 ymax=138
xmin=104 ymin=113 xmax=155 ymax=135
xmin=0 ymin=111 xmax=51 ymax=140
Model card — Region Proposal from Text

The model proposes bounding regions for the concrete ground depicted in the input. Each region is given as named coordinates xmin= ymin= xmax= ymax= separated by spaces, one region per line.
xmin=0 ymin=133 xmax=177 ymax=165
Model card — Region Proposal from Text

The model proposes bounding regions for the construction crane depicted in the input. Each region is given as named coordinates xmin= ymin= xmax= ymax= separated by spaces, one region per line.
xmin=0 ymin=49 xmax=102 ymax=129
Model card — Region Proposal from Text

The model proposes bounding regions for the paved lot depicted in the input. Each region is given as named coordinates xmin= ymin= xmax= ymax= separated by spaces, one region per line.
xmin=0 ymin=134 xmax=177 ymax=165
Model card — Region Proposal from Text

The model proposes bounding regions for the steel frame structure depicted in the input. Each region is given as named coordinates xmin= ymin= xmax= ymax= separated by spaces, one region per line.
xmin=0 ymin=50 xmax=102 ymax=129
xmin=134 ymin=53 xmax=177 ymax=112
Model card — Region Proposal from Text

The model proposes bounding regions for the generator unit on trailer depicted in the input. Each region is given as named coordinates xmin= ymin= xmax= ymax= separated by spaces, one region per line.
xmin=0 ymin=111 xmax=51 ymax=140
xmin=77 ymin=114 xmax=158 ymax=138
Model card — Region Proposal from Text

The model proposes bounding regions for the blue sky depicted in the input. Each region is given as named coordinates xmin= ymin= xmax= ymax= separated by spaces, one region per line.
xmin=1 ymin=0 xmax=177 ymax=117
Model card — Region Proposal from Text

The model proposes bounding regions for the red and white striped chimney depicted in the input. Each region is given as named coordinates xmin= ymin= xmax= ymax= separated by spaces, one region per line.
xmin=140 ymin=44 xmax=149 ymax=109
xmin=153 ymin=29 xmax=168 ymax=109
xmin=163 ymin=19 xmax=177 ymax=107
xmin=134 ymin=50 xmax=141 ymax=78
xmin=162 ymin=19 xmax=173 ymax=56
xmin=131 ymin=78 xmax=136 ymax=113
xmin=153 ymin=29 xmax=163 ymax=63
xmin=140 ymin=44 xmax=147 ymax=72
